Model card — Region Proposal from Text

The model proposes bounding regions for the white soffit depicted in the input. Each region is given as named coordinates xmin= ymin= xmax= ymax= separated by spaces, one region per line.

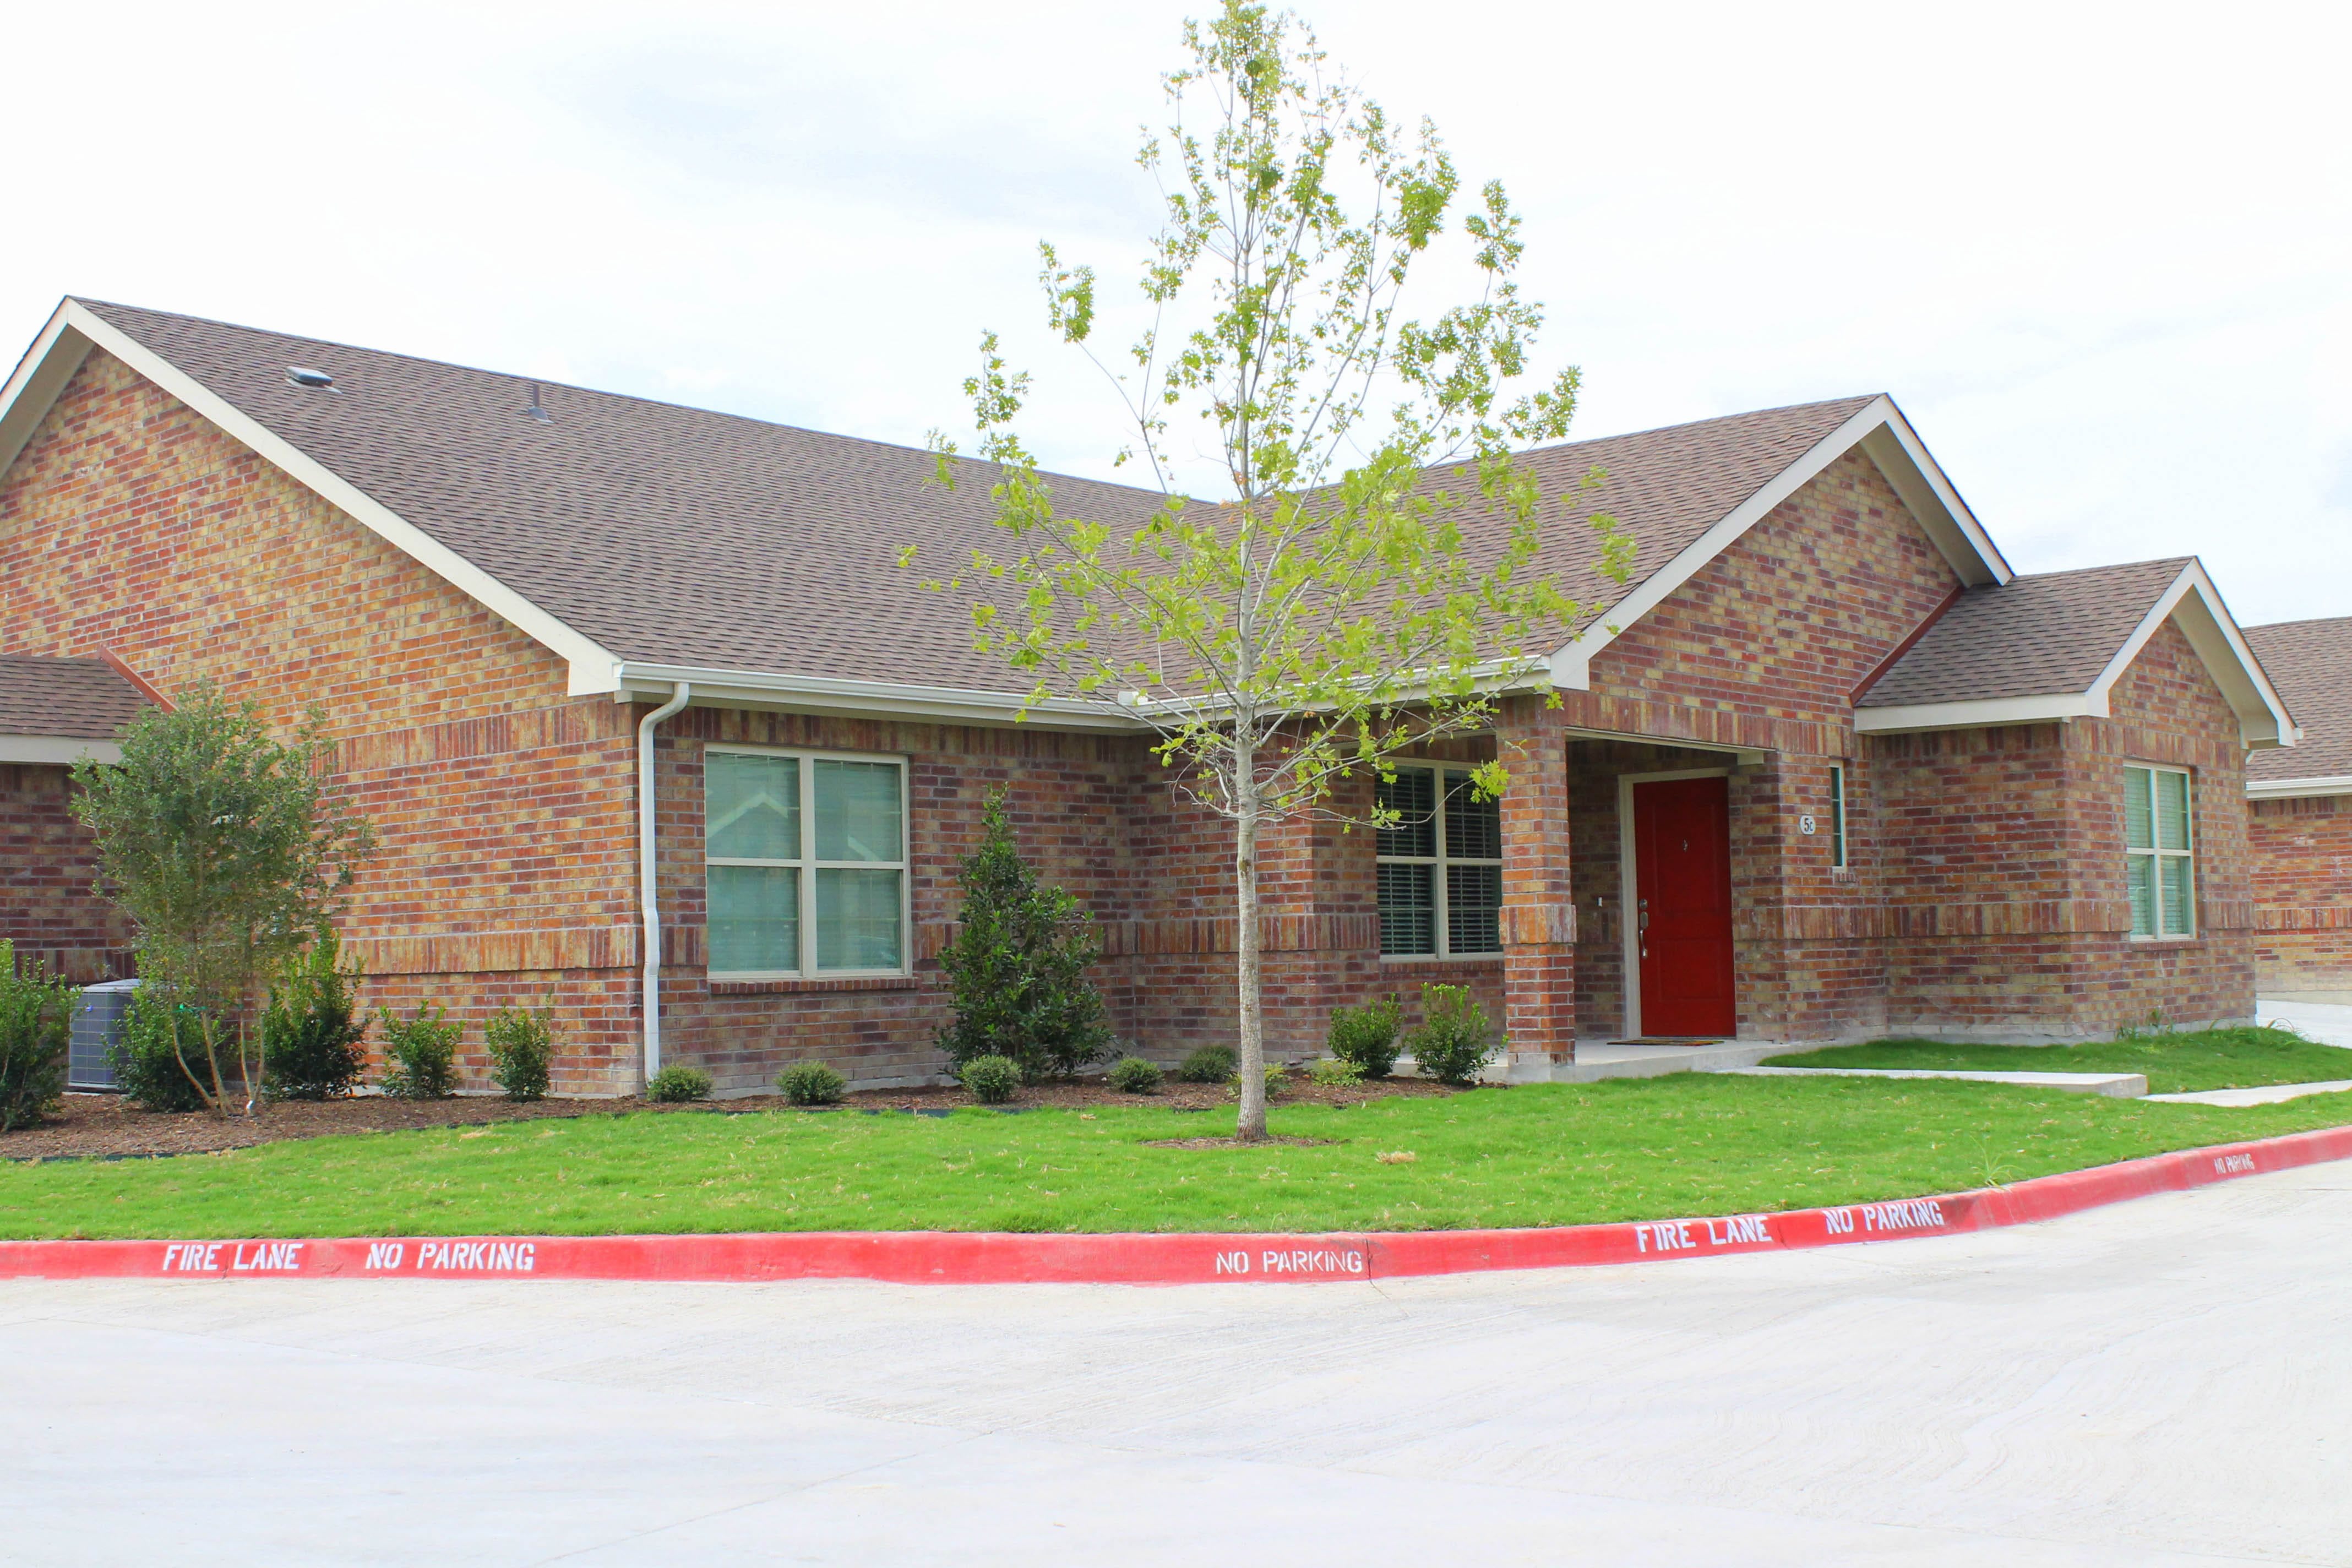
xmin=0 ymin=736 xmax=123 ymax=765
xmin=1549 ymin=395 xmax=2012 ymax=690
xmin=2249 ymin=775 xmax=2352 ymax=800
xmin=0 ymin=300 xmax=627 ymax=696
xmin=1854 ymin=561 xmax=2297 ymax=746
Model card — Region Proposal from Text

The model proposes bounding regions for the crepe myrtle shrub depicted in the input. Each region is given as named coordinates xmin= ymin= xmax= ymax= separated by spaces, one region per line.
xmin=112 ymin=990 xmax=219 ymax=1114
xmin=71 ymin=682 xmax=374 ymax=1118
xmin=646 ymin=1065 xmax=713 ymax=1103
xmin=777 ymin=1060 xmax=846 ymax=1106
xmin=911 ymin=1 xmax=1634 ymax=1140
xmin=484 ymin=1005 xmax=556 ymax=1102
xmin=934 ymin=790 xmax=1113 ymax=1082
xmin=1107 ymin=1055 xmax=1165 ymax=1095
xmin=1176 ymin=1044 xmax=1237 ymax=1084
xmin=961 ymin=1054 xmax=1023 ymax=1106
xmin=0 ymin=941 xmax=74 ymax=1133
xmin=1326 ymin=993 xmax=1404 ymax=1079
xmin=1403 ymin=983 xmax=1500 ymax=1086
xmin=378 ymin=1003 xmax=461 ymax=1101
xmin=262 ymin=929 xmax=369 ymax=1101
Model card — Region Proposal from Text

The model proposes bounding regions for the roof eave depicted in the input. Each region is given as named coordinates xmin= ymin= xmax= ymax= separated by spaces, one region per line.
xmin=2 ymin=299 xmax=629 ymax=694
xmin=1549 ymin=394 xmax=2011 ymax=689
xmin=2082 ymin=560 xmax=2295 ymax=748
xmin=2248 ymin=774 xmax=2352 ymax=801
xmin=0 ymin=735 xmax=123 ymax=765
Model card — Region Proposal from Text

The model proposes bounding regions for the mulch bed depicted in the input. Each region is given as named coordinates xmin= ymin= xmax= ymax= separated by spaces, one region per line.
xmin=1142 ymin=1134 xmax=1342 ymax=1150
xmin=3 ymin=1072 xmax=1466 ymax=1162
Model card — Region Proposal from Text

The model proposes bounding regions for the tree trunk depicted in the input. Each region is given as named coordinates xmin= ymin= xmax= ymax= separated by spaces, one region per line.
xmin=1233 ymin=792 xmax=1267 ymax=1142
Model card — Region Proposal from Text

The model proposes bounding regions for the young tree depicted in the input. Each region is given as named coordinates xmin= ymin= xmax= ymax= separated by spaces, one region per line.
xmin=919 ymin=2 xmax=1632 ymax=1140
xmin=72 ymin=683 xmax=375 ymax=1117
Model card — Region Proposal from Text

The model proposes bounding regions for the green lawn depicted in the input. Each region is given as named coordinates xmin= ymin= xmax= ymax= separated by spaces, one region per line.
xmin=1761 ymin=1025 xmax=2352 ymax=1093
xmin=6 ymin=1070 xmax=2350 ymax=1240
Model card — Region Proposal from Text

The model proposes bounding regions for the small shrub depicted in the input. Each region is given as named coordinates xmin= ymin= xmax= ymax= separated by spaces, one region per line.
xmin=646 ymin=1065 xmax=713 ymax=1103
xmin=1405 ymin=984 xmax=1500 ymax=1086
xmin=484 ymin=1005 xmax=555 ymax=1102
xmin=263 ymin=932 xmax=369 ymax=1101
xmin=378 ymin=1003 xmax=461 ymax=1100
xmin=777 ymin=1060 xmax=846 ymax=1106
xmin=1107 ymin=1056 xmax=1164 ymax=1095
xmin=1261 ymin=1062 xmax=1288 ymax=1099
xmin=113 ymin=990 xmax=220 ymax=1113
xmin=0 ymin=943 xmax=73 ymax=1132
xmin=1308 ymin=1056 xmax=1364 ymax=1088
xmin=1327 ymin=993 xmax=1403 ymax=1079
xmin=962 ymin=1054 xmax=1021 ymax=1105
xmin=1175 ymin=1044 xmax=1237 ymax=1083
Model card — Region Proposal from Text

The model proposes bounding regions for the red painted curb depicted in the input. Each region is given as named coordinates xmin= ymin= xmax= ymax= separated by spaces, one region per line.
xmin=6 ymin=1124 xmax=2349 ymax=1287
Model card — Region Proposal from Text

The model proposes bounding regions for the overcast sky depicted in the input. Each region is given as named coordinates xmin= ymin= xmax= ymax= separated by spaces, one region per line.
xmin=8 ymin=1 xmax=2347 ymax=625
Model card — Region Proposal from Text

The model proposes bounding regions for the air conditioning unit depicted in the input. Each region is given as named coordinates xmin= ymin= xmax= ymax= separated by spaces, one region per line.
xmin=70 ymin=978 xmax=141 ymax=1091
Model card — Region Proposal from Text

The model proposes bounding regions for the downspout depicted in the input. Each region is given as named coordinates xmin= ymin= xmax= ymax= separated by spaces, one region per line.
xmin=638 ymin=682 xmax=690 ymax=1086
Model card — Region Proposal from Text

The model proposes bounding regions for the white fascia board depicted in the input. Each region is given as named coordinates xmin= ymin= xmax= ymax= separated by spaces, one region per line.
xmin=612 ymin=662 xmax=1146 ymax=731
xmin=1854 ymin=692 xmax=2097 ymax=734
xmin=0 ymin=303 xmax=93 ymax=481
xmin=1115 ymin=656 xmax=1550 ymax=722
xmin=19 ymin=301 xmax=625 ymax=692
xmin=2248 ymin=775 xmax=2352 ymax=801
xmin=0 ymin=735 xmax=123 ymax=765
xmin=1548 ymin=395 xmax=2011 ymax=690
xmin=2083 ymin=560 xmax=2294 ymax=748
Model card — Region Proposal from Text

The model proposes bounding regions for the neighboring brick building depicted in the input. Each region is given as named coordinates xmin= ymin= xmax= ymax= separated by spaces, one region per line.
xmin=2243 ymin=618 xmax=2352 ymax=1002
xmin=0 ymin=298 xmax=2302 ymax=1091
xmin=0 ymin=653 xmax=150 ymax=982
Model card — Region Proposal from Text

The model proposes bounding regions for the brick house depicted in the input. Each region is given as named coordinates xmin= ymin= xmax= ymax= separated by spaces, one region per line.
xmin=0 ymin=299 xmax=2301 ymax=1093
xmin=2242 ymin=618 xmax=2351 ymax=1003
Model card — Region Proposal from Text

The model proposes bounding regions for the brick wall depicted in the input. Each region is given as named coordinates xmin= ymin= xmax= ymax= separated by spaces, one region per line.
xmin=0 ymin=349 xmax=641 ymax=1090
xmin=2250 ymin=794 xmax=2352 ymax=998
xmin=0 ymin=763 xmax=134 ymax=981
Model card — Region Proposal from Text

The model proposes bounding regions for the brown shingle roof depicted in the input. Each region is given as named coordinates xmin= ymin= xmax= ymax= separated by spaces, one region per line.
xmin=0 ymin=655 xmax=151 ymax=740
xmin=2246 ymin=617 xmax=2352 ymax=782
xmin=77 ymin=300 xmax=1876 ymax=693
xmin=1856 ymin=558 xmax=2191 ymax=709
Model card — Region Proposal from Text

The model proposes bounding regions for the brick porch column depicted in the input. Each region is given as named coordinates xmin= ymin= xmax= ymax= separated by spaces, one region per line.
xmin=1497 ymin=694 xmax=1576 ymax=1068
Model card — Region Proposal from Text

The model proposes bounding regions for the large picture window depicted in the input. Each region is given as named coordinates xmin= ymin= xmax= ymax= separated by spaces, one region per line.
xmin=706 ymin=748 xmax=907 ymax=976
xmin=2124 ymin=763 xmax=2194 ymax=940
xmin=1376 ymin=765 xmax=1503 ymax=957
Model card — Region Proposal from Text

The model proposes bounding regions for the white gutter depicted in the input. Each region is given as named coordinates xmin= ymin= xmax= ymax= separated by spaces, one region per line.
xmin=638 ymin=682 xmax=690 ymax=1085
xmin=2248 ymin=774 xmax=2352 ymax=801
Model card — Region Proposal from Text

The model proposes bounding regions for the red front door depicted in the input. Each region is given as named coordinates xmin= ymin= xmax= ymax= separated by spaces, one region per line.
xmin=1632 ymin=776 xmax=1736 ymax=1038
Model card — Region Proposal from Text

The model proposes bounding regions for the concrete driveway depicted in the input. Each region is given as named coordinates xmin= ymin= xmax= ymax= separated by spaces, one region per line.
xmin=5 ymin=1162 xmax=2349 ymax=1567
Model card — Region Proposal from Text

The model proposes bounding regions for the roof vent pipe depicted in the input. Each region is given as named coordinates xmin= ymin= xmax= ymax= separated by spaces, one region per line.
xmin=522 ymin=382 xmax=552 ymax=423
xmin=638 ymin=682 xmax=690 ymax=1086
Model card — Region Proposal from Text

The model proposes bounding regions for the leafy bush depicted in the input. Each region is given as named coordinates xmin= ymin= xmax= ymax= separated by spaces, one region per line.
xmin=378 ymin=1004 xmax=461 ymax=1099
xmin=1260 ymin=1062 xmax=1288 ymax=1099
xmin=1175 ymin=1044 xmax=1237 ymax=1083
xmin=935 ymin=791 xmax=1113 ymax=1082
xmin=484 ymin=1005 xmax=554 ymax=1102
xmin=1405 ymin=984 xmax=1500 ymax=1086
xmin=113 ymin=989 xmax=221 ymax=1113
xmin=1107 ymin=1055 xmax=1164 ymax=1095
xmin=1327 ymin=993 xmax=1403 ymax=1079
xmin=263 ymin=932 xmax=368 ymax=1101
xmin=646 ymin=1065 xmax=713 ymax=1103
xmin=1308 ymin=1056 xmax=1365 ymax=1088
xmin=777 ymin=1060 xmax=846 ymax=1106
xmin=0 ymin=943 xmax=73 ymax=1132
xmin=962 ymin=1054 xmax=1022 ymax=1104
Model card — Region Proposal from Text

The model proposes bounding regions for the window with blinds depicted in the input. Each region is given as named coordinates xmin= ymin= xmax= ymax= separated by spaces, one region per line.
xmin=1375 ymin=765 xmax=1504 ymax=957
xmin=2123 ymin=764 xmax=2194 ymax=939
xmin=706 ymin=748 xmax=908 ymax=976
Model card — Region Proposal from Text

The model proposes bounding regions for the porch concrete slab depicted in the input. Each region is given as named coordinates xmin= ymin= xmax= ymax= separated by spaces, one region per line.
xmin=1714 ymin=1066 xmax=2148 ymax=1097
xmin=1544 ymin=1041 xmax=1792 ymax=1082
xmin=2146 ymin=1079 xmax=2352 ymax=1107
xmin=2258 ymin=998 xmax=2352 ymax=1048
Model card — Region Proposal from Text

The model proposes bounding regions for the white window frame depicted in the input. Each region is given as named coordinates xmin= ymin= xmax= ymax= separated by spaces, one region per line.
xmin=704 ymin=744 xmax=911 ymax=979
xmin=1375 ymin=763 xmax=1504 ymax=961
xmin=2124 ymin=762 xmax=2196 ymax=942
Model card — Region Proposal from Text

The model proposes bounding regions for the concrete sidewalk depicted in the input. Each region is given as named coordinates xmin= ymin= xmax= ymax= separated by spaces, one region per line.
xmin=6 ymin=1164 xmax=2350 ymax=1566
